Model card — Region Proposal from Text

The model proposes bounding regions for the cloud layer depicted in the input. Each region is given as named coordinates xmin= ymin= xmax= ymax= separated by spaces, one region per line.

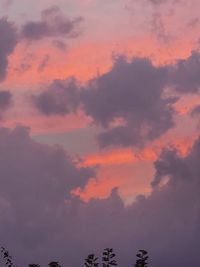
xmin=0 ymin=17 xmax=18 ymax=81
xmin=0 ymin=126 xmax=200 ymax=267
xmin=0 ymin=90 xmax=12 ymax=117
xmin=21 ymin=6 xmax=83 ymax=41
xmin=1 ymin=3 xmax=200 ymax=267
xmin=33 ymin=78 xmax=80 ymax=116
xmin=81 ymin=56 xmax=175 ymax=148
xmin=32 ymin=50 xmax=200 ymax=149
xmin=169 ymin=51 xmax=200 ymax=93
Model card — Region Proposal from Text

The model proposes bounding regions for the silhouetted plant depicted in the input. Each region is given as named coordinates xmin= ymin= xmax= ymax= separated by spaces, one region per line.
xmin=48 ymin=262 xmax=61 ymax=267
xmin=1 ymin=247 xmax=14 ymax=267
xmin=134 ymin=250 xmax=148 ymax=267
xmin=85 ymin=254 xmax=99 ymax=267
xmin=28 ymin=264 xmax=40 ymax=267
xmin=102 ymin=248 xmax=117 ymax=267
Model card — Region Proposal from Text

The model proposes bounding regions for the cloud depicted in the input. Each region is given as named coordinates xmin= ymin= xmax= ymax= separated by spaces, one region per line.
xmin=131 ymin=0 xmax=166 ymax=5
xmin=52 ymin=39 xmax=67 ymax=51
xmin=150 ymin=11 xmax=173 ymax=44
xmin=1 ymin=0 xmax=14 ymax=8
xmin=191 ymin=104 xmax=200 ymax=116
xmin=0 ymin=17 xmax=18 ymax=81
xmin=21 ymin=6 xmax=83 ymax=41
xmin=32 ymin=51 xmax=200 ymax=148
xmin=81 ymin=56 xmax=176 ymax=148
xmin=148 ymin=0 xmax=165 ymax=4
xmin=169 ymin=51 xmax=200 ymax=93
xmin=0 ymin=91 xmax=12 ymax=117
xmin=80 ymin=51 xmax=200 ymax=149
xmin=0 ymin=126 xmax=95 ymax=200
xmin=0 ymin=127 xmax=200 ymax=267
xmin=32 ymin=55 xmax=176 ymax=148
xmin=142 ymin=0 xmax=180 ymax=5
xmin=0 ymin=126 xmax=95 ymax=257
xmin=33 ymin=78 xmax=80 ymax=116
xmin=37 ymin=54 xmax=50 ymax=72
xmin=151 ymin=148 xmax=189 ymax=187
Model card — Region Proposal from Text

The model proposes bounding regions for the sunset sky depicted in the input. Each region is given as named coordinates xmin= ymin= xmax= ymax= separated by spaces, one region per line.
xmin=0 ymin=0 xmax=200 ymax=266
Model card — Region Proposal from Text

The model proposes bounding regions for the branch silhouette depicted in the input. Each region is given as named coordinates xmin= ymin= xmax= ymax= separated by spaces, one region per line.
xmin=134 ymin=250 xmax=149 ymax=267
xmin=102 ymin=248 xmax=117 ymax=267
xmin=85 ymin=254 xmax=99 ymax=267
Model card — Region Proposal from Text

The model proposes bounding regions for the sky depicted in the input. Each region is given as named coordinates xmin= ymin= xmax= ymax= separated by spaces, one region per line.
xmin=0 ymin=0 xmax=200 ymax=266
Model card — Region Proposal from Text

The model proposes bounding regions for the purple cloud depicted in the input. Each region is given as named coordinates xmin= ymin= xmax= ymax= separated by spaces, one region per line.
xmin=169 ymin=51 xmax=200 ymax=93
xmin=150 ymin=11 xmax=173 ymax=44
xmin=191 ymin=105 xmax=200 ymax=116
xmin=0 ymin=90 xmax=12 ymax=116
xmin=0 ymin=126 xmax=95 ymax=256
xmin=52 ymin=39 xmax=67 ymax=51
xmin=32 ymin=51 xmax=200 ymax=149
xmin=37 ymin=54 xmax=50 ymax=72
xmin=0 ymin=17 xmax=18 ymax=81
xmin=142 ymin=0 xmax=181 ymax=5
xmin=132 ymin=0 xmax=165 ymax=5
xmin=21 ymin=6 xmax=83 ymax=41
xmin=33 ymin=78 xmax=80 ymax=116
xmin=81 ymin=56 xmax=176 ymax=148
xmin=0 ymin=126 xmax=200 ymax=267
xmin=81 ymin=51 xmax=200 ymax=148
xmin=33 ymin=56 xmax=176 ymax=148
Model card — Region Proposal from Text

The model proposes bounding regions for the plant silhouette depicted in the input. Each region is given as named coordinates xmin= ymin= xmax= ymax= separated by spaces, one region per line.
xmin=1 ymin=247 xmax=14 ymax=267
xmin=134 ymin=250 xmax=148 ymax=267
xmin=48 ymin=262 xmax=61 ymax=267
xmin=102 ymin=248 xmax=117 ymax=267
xmin=1 ymin=245 xmax=150 ymax=267
xmin=85 ymin=254 xmax=99 ymax=267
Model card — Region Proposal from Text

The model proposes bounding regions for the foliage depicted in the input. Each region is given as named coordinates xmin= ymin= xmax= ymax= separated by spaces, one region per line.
xmin=102 ymin=248 xmax=117 ymax=267
xmin=134 ymin=250 xmax=148 ymax=267
xmin=1 ymin=245 xmax=149 ymax=267
xmin=1 ymin=247 xmax=14 ymax=267
xmin=48 ymin=262 xmax=61 ymax=267
xmin=85 ymin=254 xmax=99 ymax=267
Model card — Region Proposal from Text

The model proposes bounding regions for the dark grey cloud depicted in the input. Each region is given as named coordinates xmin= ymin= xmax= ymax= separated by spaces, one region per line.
xmin=37 ymin=54 xmax=50 ymax=72
xmin=21 ymin=6 xmax=83 ymax=41
xmin=0 ymin=126 xmax=95 ymax=258
xmin=52 ymin=39 xmax=67 ymax=51
xmin=32 ymin=51 xmax=200 ymax=148
xmin=152 ymin=149 xmax=189 ymax=187
xmin=131 ymin=0 xmax=166 ymax=5
xmin=191 ymin=105 xmax=200 ymax=116
xmin=0 ymin=127 xmax=200 ymax=267
xmin=81 ymin=56 xmax=176 ymax=148
xmin=169 ymin=51 xmax=200 ymax=93
xmin=0 ymin=126 xmax=94 ymax=201
xmin=33 ymin=56 xmax=176 ymax=148
xmin=83 ymin=51 xmax=200 ymax=148
xmin=33 ymin=78 xmax=80 ymax=116
xmin=0 ymin=90 xmax=12 ymax=116
xmin=0 ymin=17 xmax=18 ymax=81
xmin=143 ymin=0 xmax=180 ymax=5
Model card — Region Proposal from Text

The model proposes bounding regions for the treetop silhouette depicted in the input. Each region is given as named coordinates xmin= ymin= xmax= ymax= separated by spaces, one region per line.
xmin=85 ymin=254 xmax=99 ymax=267
xmin=134 ymin=250 xmax=149 ymax=267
